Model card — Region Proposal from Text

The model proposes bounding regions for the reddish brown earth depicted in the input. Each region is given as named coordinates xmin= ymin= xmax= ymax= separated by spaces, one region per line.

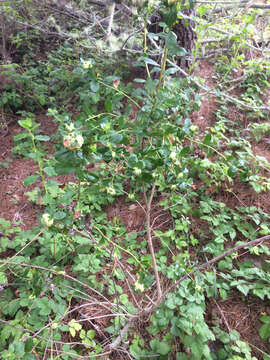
xmin=0 ymin=61 xmax=270 ymax=359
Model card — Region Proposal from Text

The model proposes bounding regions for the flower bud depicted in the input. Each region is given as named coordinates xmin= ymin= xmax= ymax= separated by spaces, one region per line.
xmin=133 ymin=167 xmax=142 ymax=175
xmin=169 ymin=151 xmax=177 ymax=161
xmin=63 ymin=133 xmax=84 ymax=150
xmin=190 ymin=125 xmax=198 ymax=132
xmin=106 ymin=187 xmax=116 ymax=196
xmin=42 ymin=213 xmax=54 ymax=227
xmin=82 ymin=60 xmax=92 ymax=69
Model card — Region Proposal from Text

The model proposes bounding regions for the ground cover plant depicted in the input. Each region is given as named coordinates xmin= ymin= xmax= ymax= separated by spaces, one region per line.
xmin=0 ymin=0 xmax=270 ymax=359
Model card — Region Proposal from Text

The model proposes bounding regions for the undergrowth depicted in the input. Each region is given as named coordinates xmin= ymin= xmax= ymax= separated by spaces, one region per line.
xmin=0 ymin=0 xmax=270 ymax=359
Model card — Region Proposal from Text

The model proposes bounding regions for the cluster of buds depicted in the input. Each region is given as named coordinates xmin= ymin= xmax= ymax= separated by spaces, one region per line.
xmin=133 ymin=167 xmax=142 ymax=176
xmin=63 ymin=123 xmax=84 ymax=151
xmin=42 ymin=213 xmax=54 ymax=227
xmin=82 ymin=60 xmax=92 ymax=69
xmin=106 ymin=186 xmax=116 ymax=196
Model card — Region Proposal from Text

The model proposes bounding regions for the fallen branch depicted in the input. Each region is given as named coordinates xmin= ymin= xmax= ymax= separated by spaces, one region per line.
xmin=107 ymin=318 xmax=134 ymax=352
xmin=103 ymin=233 xmax=270 ymax=353
xmin=1 ymin=234 xmax=269 ymax=353
xmin=165 ymin=233 xmax=270 ymax=296
xmin=105 ymin=1 xmax=115 ymax=42
xmin=212 ymin=2 xmax=270 ymax=13
xmin=166 ymin=58 xmax=270 ymax=114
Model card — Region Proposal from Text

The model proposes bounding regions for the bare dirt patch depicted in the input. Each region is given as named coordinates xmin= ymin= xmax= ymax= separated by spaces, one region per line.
xmin=191 ymin=59 xmax=219 ymax=131
xmin=0 ymin=114 xmax=73 ymax=229
xmin=208 ymin=293 xmax=270 ymax=359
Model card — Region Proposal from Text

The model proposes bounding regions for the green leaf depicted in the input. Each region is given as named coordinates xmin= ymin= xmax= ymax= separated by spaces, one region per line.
xmin=105 ymin=98 xmax=112 ymax=112
xmin=260 ymin=316 xmax=270 ymax=324
xmin=87 ymin=329 xmax=96 ymax=340
xmin=150 ymin=339 xmax=171 ymax=355
xmin=166 ymin=32 xmax=188 ymax=56
xmin=14 ymin=341 xmax=25 ymax=356
xmin=90 ymin=81 xmax=99 ymax=92
xmin=25 ymin=338 xmax=34 ymax=353
xmin=140 ymin=56 xmax=160 ymax=67
xmin=134 ymin=78 xmax=146 ymax=83
xmin=54 ymin=211 xmax=66 ymax=220
xmin=43 ymin=166 xmax=57 ymax=176
xmin=203 ymin=133 xmax=212 ymax=145
xmin=69 ymin=327 xmax=76 ymax=337
xmin=127 ymin=154 xmax=138 ymax=167
xmin=23 ymin=174 xmax=40 ymax=186
xmin=73 ymin=322 xmax=82 ymax=331
xmin=180 ymin=146 xmax=190 ymax=157
xmin=110 ymin=133 xmax=123 ymax=144
xmin=197 ymin=5 xmax=207 ymax=16
xmin=0 ymin=271 xmax=8 ymax=285
xmin=164 ymin=67 xmax=179 ymax=75
xmin=18 ymin=118 xmax=32 ymax=129
xmin=35 ymin=135 xmax=50 ymax=141
xmin=13 ymin=132 xmax=29 ymax=141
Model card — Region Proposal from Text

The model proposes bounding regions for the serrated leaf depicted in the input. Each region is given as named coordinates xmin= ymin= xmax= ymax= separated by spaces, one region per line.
xmin=54 ymin=211 xmax=66 ymax=220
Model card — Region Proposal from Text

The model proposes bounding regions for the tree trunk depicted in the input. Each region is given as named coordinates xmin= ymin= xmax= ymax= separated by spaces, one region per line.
xmin=148 ymin=8 xmax=196 ymax=72
xmin=173 ymin=9 xmax=196 ymax=69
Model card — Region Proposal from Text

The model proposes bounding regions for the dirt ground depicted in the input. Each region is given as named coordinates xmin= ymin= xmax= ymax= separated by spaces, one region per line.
xmin=0 ymin=60 xmax=270 ymax=359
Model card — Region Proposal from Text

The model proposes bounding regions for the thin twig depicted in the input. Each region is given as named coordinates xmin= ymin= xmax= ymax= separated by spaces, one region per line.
xmin=213 ymin=298 xmax=231 ymax=332
xmin=0 ymin=229 xmax=44 ymax=270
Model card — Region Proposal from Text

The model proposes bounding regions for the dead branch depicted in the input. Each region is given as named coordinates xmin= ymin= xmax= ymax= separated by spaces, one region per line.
xmin=1 ymin=233 xmax=269 ymax=354
xmin=105 ymin=1 xmax=116 ymax=42
xmin=143 ymin=183 xmax=162 ymax=301
xmin=165 ymin=233 xmax=270 ymax=296
xmin=107 ymin=318 xmax=134 ymax=352
xmin=167 ymin=58 xmax=270 ymax=114
xmin=212 ymin=2 xmax=270 ymax=13
xmin=104 ymin=234 xmax=270 ymax=353
xmin=213 ymin=298 xmax=231 ymax=332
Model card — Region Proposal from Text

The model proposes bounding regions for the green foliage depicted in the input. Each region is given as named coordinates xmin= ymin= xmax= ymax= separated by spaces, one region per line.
xmin=259 ymin=316 xmax=270 ymax=341
xmin=1 ymin=1 xmax=270 ymax=359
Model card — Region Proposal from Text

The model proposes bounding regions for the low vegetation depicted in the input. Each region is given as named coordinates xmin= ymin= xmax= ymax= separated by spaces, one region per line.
xmin=0 ymin=0 xmax=270 ymax=359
